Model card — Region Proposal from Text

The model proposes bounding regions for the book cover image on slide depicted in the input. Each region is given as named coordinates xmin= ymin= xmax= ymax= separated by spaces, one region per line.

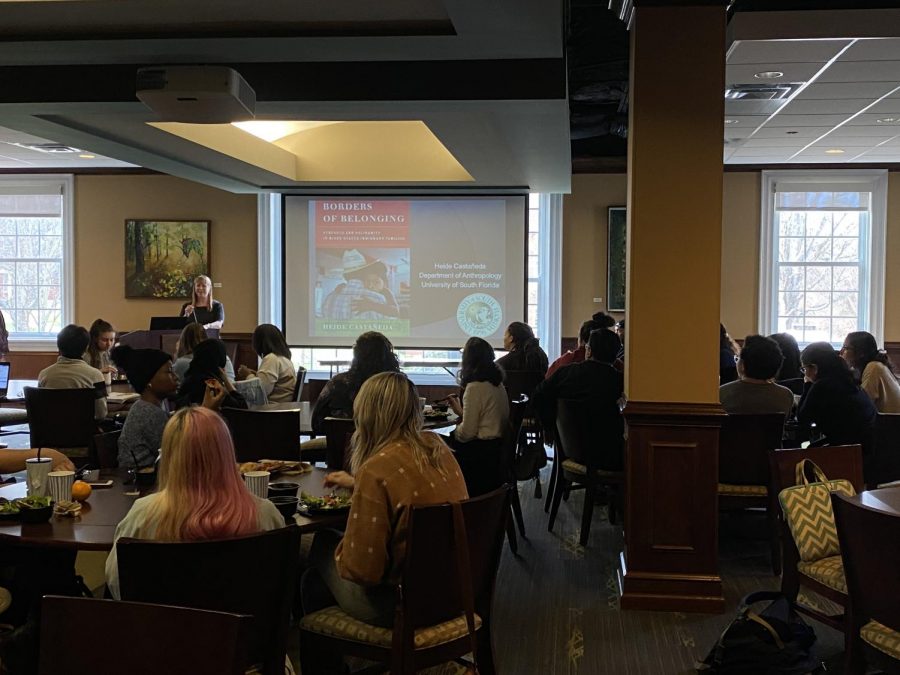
xmin=312 ymin=201 xmax=411 ymax=338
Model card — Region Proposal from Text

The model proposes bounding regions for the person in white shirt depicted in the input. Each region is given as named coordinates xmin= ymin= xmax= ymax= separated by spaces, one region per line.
xmin=447 ymin=336 xmax=509 ymax=496
xmin=841 ymin=331 xmax=900 ymax=413
xmin=237 ymin=324 xmax=297 ymax=403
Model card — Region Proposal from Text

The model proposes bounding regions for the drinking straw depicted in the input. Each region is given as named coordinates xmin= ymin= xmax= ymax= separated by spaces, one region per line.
xmin=36 ymin=447 xmax=41 ymax=461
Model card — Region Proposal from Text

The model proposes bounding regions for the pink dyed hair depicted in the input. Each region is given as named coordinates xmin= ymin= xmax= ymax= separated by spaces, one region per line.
xmin=148 ymin=406 xmax=259 ymax=541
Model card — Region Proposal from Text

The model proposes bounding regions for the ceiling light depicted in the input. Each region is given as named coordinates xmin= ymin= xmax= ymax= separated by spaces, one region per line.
xmin=876 ymin=117 xmax=900 ymax=124
xmin=78 ymin=154 xmax=95 ymax=159
xmin=786 ymin=131 xmax=799 ymax=135
xmin=724 ymin=119 xmax=740 ymax=125
xmin=825 ymin=149 xmax=845 ymax=154
xmin=754 ymin=71 xmax=785 ymax=79
xmin=231 ymin=120 xmax=340 ymax=143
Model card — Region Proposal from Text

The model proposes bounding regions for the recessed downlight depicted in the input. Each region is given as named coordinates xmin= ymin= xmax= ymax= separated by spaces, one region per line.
xmin=78 ymin=154 xmax=95 ymax=159
xmin=754 ymin=71 xmax=784 ymax=79
xmin=724 ymin=119 xmax=740 ymax=125
xmin=786 ymin=131 xmax=799 ymax=135
xmin=876 ymin=117 xmax=900 ymax=124
xmin=825 ymin=149 xmax=845 ymax=155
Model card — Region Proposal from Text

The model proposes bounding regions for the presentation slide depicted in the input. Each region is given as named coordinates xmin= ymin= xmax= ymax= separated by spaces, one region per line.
xmin=284 ymin=196 xmax=526 ymax=349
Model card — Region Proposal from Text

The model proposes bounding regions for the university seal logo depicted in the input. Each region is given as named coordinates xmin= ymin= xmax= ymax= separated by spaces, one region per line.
xmin=456 ymin=293 xmax=502 ymax=338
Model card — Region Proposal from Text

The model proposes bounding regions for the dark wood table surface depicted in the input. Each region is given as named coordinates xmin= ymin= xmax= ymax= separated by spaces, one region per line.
xmin=853 ymin=485 xmax=900 ymax=515
xmin=0 ymin=466 xmax=346 ymax=550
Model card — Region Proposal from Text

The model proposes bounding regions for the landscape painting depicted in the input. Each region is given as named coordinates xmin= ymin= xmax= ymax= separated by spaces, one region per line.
xmin=125 ymin=220 xmax=210 ymax=298
xmin=607 ymin=206 xmax=627 ymax=312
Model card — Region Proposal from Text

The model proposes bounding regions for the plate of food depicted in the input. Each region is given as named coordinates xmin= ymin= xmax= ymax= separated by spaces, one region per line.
xmin=0 ymin=498 xmax=20 ymax=520
xmin=299 ymin=491 xmax=352 ymax=515
xmin=53 ymin=500 xmax=83 ymax=518
xmin=423 ymin=410 xmax=450 ymax=420
xmin=238 ymin=460 xmax=311 ymax=476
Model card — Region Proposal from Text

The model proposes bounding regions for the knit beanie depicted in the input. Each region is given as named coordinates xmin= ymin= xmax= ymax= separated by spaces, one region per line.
xmin=110 ymin=345 xmax=172 ymax=394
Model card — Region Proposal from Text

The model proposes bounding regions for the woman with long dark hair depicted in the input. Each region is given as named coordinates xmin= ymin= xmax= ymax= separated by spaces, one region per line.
xmin=175 ymin=339 xmax=247 ymax=410
xmin=841 ymin=331 xmax=900 ymax=413
xmin=84 ymin=318 xmax=117 ymax=376
xmin=797 ymin=342 xmax=876 ymax=453
xmin=496 ymin=321 xmax=549 ymax=375
xmin=237 ymin=324 xmax=297 ymax=403
xmin=447 ymin=337 xmax=510 ymax=496
xmin=172 ymin=323 xmax=235 ymax=383
xmin=310 ymin=331 xmax=400 ymax=434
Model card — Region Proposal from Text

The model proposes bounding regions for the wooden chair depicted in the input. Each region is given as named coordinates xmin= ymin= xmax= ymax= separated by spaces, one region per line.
xmin=221 ymin=407 xmax=301 ymax=463
xmin=299 ymin=488 xmax=509 ymax=675
xmin=833 ymin=493 xmax=900 ymax=675
xmin=548 ymin=398 xmax=624 ymax=546
xmin=117 ymin=526 xmax=301 ymax=675
xmin=293 ymin=366 xmax=308 ymax=402
xmin=873 ymin=413 xmax=900 ymax=487
xmin=503 ymin=370 xmax=546 ymax=500
xmin=502 ymin=399 xmax=528 ymax=553
xmin=769 ymin=444 xmax=865 ymax=672
xmin=39 ymin=595 xmax=252 ymax=675
xmin=323 ymin=416 xmax=354 ymax=470
xmin=717 ymin=413 xmax=785 ymax=575
xmin=24 ymin=386 xmax=98 ymax=467
xmin=92 ymin=429 xmax=121 ymax=469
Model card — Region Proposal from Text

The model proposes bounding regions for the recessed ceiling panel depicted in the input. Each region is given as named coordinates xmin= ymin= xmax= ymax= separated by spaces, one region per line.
xmin=780 ymin=98 xmax=875 ymax=115
xmin=816 ymin=60 xmax=900 ymax=83
xmin=765 ymin=114 xmax=851 ymax=127
xmin=839 ymin=38 xmax=900 ymax=62
xmin=726 ymin=62 xmax=822 ymax=85
xmin=797 ymin=82 xmax=898 ymax=100
xmin=727 ymin=39 xmax=850 ymax=65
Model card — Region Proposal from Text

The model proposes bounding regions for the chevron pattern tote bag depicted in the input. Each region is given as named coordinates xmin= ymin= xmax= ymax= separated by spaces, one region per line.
xmin=778 ymin=460 xmax=856 ymax=563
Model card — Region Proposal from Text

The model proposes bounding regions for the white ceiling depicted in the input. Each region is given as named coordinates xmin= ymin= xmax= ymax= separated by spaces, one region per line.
xmin=0 ymin=125 xmax=135 ymax=169
xmin=725 ymin=32 xmax=900 ymax=164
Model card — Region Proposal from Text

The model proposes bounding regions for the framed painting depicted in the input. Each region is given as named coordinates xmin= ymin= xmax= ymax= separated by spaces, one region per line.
xmin=607 ymin=206 xmax=627 ymax=312
xmin=125 ymin=220 xmax=210 ymax=298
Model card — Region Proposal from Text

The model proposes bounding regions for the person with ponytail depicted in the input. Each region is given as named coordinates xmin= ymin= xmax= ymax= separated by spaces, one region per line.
xmin=105 ymin=406 xmax=283 ymax=599
xmin=840 ymin=330 xmax=900 ymax=413
xmin=302 ymin=371 xmax=467 ymax=628
xmin=496 ymin=321 xmax=549 ymax=375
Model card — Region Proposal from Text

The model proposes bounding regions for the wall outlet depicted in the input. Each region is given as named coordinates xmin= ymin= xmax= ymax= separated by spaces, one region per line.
xmin=592 ymin=297 xmax=602 ymax=303
xmin=213 ymin=283 xmax=222 ymax=288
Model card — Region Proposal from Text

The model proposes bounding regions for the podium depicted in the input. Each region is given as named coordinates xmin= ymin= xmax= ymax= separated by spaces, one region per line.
xmin=118 ymin=329 xmax=220 ymax=357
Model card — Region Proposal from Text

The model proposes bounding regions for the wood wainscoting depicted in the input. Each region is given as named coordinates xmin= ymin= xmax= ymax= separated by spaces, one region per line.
xmin=619 ymin=401 xmax=726 ymax=613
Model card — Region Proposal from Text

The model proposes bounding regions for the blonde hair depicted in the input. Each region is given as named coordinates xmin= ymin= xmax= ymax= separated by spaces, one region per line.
xmin=145 ymin=407 xmax=259 ymax=541
xmin=191 ymin=275 xmax=214 ymax=309
xmin=350 ymin=371 xmax=445 ymax=476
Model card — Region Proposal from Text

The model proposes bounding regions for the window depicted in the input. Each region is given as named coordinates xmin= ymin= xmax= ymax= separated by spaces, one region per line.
xmin=527 ymin=192 xmax=540 ymax=332
xmin=0 ymin=176 xmax=73 ymax=342
xmin=759 ymin=171 xmax=887 ymax=345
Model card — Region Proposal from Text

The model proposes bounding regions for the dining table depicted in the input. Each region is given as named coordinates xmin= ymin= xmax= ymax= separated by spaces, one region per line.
xmin=851 ymin=485 xmax=900 ymax=515
xmin=249 ymin=399 xmax=459 ymax=433
xmin=0 ymin=465 xmax=349 ymax=550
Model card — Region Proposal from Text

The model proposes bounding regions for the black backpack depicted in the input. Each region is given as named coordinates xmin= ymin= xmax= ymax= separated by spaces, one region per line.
xmin=697 ymin=592 xmax=824 ymax=675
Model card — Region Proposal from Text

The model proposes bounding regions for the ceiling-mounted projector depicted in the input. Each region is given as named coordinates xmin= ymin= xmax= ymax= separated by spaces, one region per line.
xmin=136 ymin=66 xmax=256 ymax=123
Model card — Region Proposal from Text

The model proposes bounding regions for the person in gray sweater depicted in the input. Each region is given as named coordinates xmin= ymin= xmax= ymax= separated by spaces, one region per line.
xmin=719 ymin=334 xmax=794 ymax=416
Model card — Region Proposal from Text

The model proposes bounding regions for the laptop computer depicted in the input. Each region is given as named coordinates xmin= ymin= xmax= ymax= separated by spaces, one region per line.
xmin=0 ymin=362 xmax=9 ymax=399
xmin=149 ymin=316 xmax=190 ymax=331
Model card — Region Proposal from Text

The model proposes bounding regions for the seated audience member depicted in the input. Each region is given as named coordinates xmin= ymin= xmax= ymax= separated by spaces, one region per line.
xmin=496 ymin=321 xmax=549 ymax=375
xmin=719 ymin=335 xmax=795 ymax=415
xmin=0 ymin=449 xmax=73 ymax=475
xmin=237 ymin=324 xmax=297 ymax=403
xmin=172 ymin=323 xmax=236 ymax=383
xmin=719 ymin=324 xmax=740 ymax=385
xmin=38 ymin=324 xmax=108 ymax=421
xmin=768 ymin=333 xmax=802 ymax=381
xmin=446 ymin=337 xmax=510 ymax=496
xmin=533 ymin=329 xmax=624 ymax=454
xmin=105 ymin=406 xmax=283 ymax=599
xmin=547 ymin=318 xmax=598 ymax=378
xmin=841 ymin=331 xmax=900 ymax=413
xmin=0 ymin=309 xmax=7 ymax=359
xmin=303 ymin=371 xmax=467 ymax=629
xmin=797 ymin=342 xmax=876 ymax=450
xmin=175 ymin=339 xmax=247 ymax=410
xmin=310 ymin=332 xmax=400 ymax=435
xmin=111 ymin=345 xmax=178 ymax=469
xmin=83 ymin=319 xmax=117 ymax=377
xmin=592 ymin=311 xmax=617 ymax=331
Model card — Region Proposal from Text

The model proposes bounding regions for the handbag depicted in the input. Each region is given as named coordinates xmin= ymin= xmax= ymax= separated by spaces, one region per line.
xmin=696 ymin=591 xmax=823 ymax=675
xmin=512 ymin=417 xmax=547 ymax=481
xmin=451 ymin=501 xmax=480 ymax=675
xmin=778 ymin=459 xmax=856 ymax=563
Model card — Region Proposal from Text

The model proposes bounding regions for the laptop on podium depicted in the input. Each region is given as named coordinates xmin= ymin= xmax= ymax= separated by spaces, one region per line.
xmin=149 ymin=316 xmax=190 ymax=331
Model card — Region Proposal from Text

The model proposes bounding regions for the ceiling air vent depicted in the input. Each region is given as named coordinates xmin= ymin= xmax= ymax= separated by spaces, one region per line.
xmin=725 ymin=83 xmax=803 ymax=101
xmin=8 ymin=142 xmax=81 ymax=154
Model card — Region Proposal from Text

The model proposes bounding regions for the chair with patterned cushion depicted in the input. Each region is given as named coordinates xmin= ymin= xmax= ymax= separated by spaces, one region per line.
xmin=833 ymin=492 xmax=900 ymax=675
xmin=299 ymin=488 xmax=509 ymax=675
xmin=39 ymin=596 xmax=252 ymax=675
xmin=117 ymin=526 xmax=301 ymax=675
xmin=769 ymin=444 xmax=865 ymax=672
xmin=547 ymin=398 xmax=624 ymax=546
xmin=717 ymin=413 xmax=785 ymax=575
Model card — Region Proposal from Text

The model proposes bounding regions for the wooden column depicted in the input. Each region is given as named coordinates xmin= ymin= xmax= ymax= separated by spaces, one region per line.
xmin=618 ymin=0 xmax=727 ymax=613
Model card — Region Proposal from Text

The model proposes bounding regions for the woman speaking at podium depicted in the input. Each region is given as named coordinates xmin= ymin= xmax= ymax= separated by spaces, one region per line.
xmin=180 ymin=275 xmax=224 ymax=330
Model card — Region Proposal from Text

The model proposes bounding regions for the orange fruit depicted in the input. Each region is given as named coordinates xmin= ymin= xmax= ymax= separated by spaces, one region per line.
xmin=71 ymin=481 xmax=92 ymax=502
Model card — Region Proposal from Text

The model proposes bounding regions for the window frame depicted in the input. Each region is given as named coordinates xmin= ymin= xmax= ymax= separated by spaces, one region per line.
xmin=758 ymin=169 xmax=887 ymax=345
xmin=0 ymin=174 xmax=74 ymax=350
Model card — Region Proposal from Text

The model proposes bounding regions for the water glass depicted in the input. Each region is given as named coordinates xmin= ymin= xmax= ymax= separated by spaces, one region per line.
xmin=244 ymin=471 xmax=270 ymax=499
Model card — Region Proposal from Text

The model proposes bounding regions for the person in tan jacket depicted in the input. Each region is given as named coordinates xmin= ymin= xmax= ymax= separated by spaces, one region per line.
xmin=303 ymin=371 xmax=468 ymax=629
